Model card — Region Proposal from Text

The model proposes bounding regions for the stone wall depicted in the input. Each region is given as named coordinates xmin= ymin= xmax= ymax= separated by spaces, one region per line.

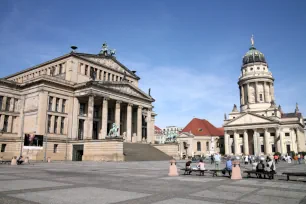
xmin=82 ymin=140 xmax=124 ymax=161
xmin=153 ymin=143 xmax=179 ymax=159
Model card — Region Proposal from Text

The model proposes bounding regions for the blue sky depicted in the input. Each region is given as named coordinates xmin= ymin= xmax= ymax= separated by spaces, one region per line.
xmin=1 ymin=1 xmax=306 ymax=128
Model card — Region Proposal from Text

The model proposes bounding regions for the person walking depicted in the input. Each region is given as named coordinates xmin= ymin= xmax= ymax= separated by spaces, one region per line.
xmin=214 ymin=153 xmax=221 ymax=175
xmin=297 ymin=154 xmax=301 ymax=164
xmin=244 ymin=155 xmax=249 ymax=165
xmin=210 ymin=154 xmax=214 ymax=164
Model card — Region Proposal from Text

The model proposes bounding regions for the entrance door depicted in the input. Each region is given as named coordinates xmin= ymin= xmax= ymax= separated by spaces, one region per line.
xmin=286 ymin=144 xmax=291 ymax=154
xmin=72 ymin=145 xmax=84 ymax=161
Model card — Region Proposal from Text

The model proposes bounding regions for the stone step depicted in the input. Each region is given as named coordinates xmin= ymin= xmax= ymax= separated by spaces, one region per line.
xmin=123 ymin=143 xmax=172 ymax=161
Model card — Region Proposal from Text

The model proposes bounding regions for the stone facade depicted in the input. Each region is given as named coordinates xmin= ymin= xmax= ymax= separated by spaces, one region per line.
xmin=0 ymin=45 xmax=156 ymax=161
xmin=224 ymin=39 xmax=305 ymax=156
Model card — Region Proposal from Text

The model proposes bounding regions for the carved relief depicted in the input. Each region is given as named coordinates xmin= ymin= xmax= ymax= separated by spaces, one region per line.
xmin=24 ymin=96 xmax=38 ymax=111
xmin=108 ymin=85 xmax=142 ymax=97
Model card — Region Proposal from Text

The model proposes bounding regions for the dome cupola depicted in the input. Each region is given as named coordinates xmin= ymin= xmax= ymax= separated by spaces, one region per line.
xmin=242 ymin=35 xmax=266 ymax=65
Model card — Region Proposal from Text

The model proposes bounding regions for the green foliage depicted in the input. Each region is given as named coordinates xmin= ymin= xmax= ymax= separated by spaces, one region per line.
xmin=298 ymin=151 xmax=306 ymax=156
xmin=289 ymin=151 xmax=296 ymax=157
xmin=274 ymin=152 xmax=281 ymax=156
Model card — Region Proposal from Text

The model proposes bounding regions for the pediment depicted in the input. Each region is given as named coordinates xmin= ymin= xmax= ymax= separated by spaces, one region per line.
xmin=83 ymin=56 xmax=136 ymax=78
xmin=178 ymin=132 xmax=194 ymax=138
xmin=99 ymin=82 xmax=153 ymax=101
xmin=226 ymin=113 xmax=275 ymax=126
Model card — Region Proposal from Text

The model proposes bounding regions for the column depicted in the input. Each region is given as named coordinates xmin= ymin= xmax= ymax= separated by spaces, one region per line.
xmin=86 ymin=95 xmax=94 ymax=139
xmin=7 ymin=116 xmax=13 ymax=132
xmin=247 ymin=83 xmax=251 ymax=104
xmin=58 ymin=99 xmax=63 ymax=113
xmin=253 ymin=129 xmax=258 ymax=156
xmin=263 ymin=82 xmax=267 ymax=103
xmin=243 ymin=130 xmax=249 ymax=155
xmin=1 ymin=96 xmax=7 ymax=110
xmin=234 ymin=130 xmax=239 ymax=155
xmin=241 ymin=85 xmax=245 ymax=105
xmin=264 ymin=128 xmax=270 ymax=155
xmin=290 ymin=128 xmax=297 ymax=153
xmin=0 ymin=115 xmax=5 ymax=130
xmin=224 ymin=132 xmax=229 ymax=155
xmin=37 ymin=90 xmax=48 ymax=135
xmin=279 ymin=129 xmax=285 ymax=154
xmin=9 ymin=98 xmax=14 ymax=112
xmin=126 ymin=103 xmax=132 ymax=142
xmin=137 ymin=106 xmax=142 ymax=142
xmin=57 ymin=116 xmax=61 ymax=134
xmin=71 ymin=97 xmax=79 ymax=140
xmin=115 ymin=101 xmax=121 ymax=133
xmin=151 ymin=115 xmax=155 ymax=144
xmin=270 ymin=83 xmax=275 ymax=101
xmin=255 ymin=82 xmax=258 ymax=102
xmin=52 ymin=97 xmax=56 ymax=112
xmin=146 ymin=108 xmax=152 ymax=143
xmin=275 ymin=128 xmax=281 ymax=153
xmin=101 ymin=98 xmax=108 ymax=139
xmin=50 ymin=115 xmax=55 ymax=133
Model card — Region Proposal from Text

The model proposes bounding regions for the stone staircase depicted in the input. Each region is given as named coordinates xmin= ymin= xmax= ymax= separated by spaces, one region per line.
xmin=123 ymin=143 xmax=173 ymax=161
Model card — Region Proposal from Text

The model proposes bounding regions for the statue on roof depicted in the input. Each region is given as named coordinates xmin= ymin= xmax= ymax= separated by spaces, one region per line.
xmin=110 ymin=49 xmax=116 ymax=56
xmin=232 ymin=104 xmax=238 ymax=112
xmin=251 ymin=34 xmax=254 ymax=47
xmin=224 ymin=113 xmax=227 ymax=120
xmin=122 ymin=71 xmax=127 ymax=81
xmin=100 ymin=42 xmax=108 ymax=55
xmin=270 ymin=100 xmax=277 ymax=108
xmin=148 ymin=88 xmax=151 ymax=96
xmin=295 ymin=102 xmax=299 ymax=113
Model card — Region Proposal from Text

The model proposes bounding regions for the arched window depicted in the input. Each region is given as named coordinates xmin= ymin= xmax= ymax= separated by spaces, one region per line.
xmin=197 ymin=142 xmax=201 ymax=151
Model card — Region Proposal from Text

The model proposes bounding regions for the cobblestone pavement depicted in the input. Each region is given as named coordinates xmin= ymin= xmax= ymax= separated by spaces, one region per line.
xmin=0 ymin=160 xmax=306 ymax=204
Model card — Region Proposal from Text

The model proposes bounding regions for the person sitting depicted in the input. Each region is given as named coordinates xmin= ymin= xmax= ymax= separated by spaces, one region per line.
xmin=17 ymin=156 xmax=24 ymax=165
xmin=185 ymin=160 xmax=192 ymax=174
xmin=197 ymin=159 xmax=205 ymax=175
xmin=222 ymin=157 xmax=232 ymax=176
xmin=265 ymin=157 xmax=276 ymax=179
xmin=256 ymin=159 xmax=265 ymax=178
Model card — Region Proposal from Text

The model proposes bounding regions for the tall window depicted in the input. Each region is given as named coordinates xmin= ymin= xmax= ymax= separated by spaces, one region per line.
xmin=55 ymin=98 xmax=59 ymax=112
xmin=60 ymin=117 xmax=65 ymax=134
xmin=0 ymin=96 xmax=3 ymax=110
xmin=1 ymin=144 xmax=6 ymax=152
xmin=78 ymin=119 xmax=84 ymax=140
xmin=53 ymin=144 xmax=58 ymax=153
xmin=47 ymin=115 xmax=51 ymax=133
xmin=93 ymin=121 xmax=98 ymax=140
xmin=54 ymin=116 xmax=58 ymax=133
xmin=85 ymin=65 xmax=88 ymax=75
xmin=112 ymin=75 xmax=114 ymax=81
xmin=48 ymin=96 xmax=53 ymax=111
xmin=108 ymin=73 xmax=110 ymax=81
xmin=62 ymin=99 xmax=66 ymax=113
xmin=6 ymin=97 xmax=11 ymax=111
xmin=259 ymin=133 xmax=264 ymax=137
xmin=261 ymin=145 xmax=264 ymax=153
xmin=270 ymin=132 xmax=275 ymax=137
xmin=197 ymin=142 xmax=201 ymax=151
xmin=79 ymin=103 xmax=86 ymax=116
xmin=99 ymin=70 xmax=102 ymax=79
xmin=285 ymin=133 xmax=290 ymax=137
xmin=94 ymin=106 xmax=99 ymax=118
xmin=272 ymin=144 xmax=275 ymax=152
xmin=240 ymin=145 xmax=244 ymax=153
xmin=3 ymin=115 xmax=9 ymax=132
xmin=59 ymin=64 xmax=62 ymax=74
xmin=259 ymin=94 xmax=263 ymax=101
xmin=104 ymin=72 xmax=106 ymax=81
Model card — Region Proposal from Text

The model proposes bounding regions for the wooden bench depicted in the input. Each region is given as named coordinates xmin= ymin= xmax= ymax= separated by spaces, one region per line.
xmin=180 ymin=168 xmax=208 ymax=176
xmin=282 ymin=172 xmax=306 ymax=181
xmin=210 ymin=169 xmax=232 ymax=177
xmin=244 ymin=170 xmax=276 ymax=179
xmin=0 ymin=160 xmax=11 ymax=165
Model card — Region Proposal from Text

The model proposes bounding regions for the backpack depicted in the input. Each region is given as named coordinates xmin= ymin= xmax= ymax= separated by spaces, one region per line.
xmin=257 ymin=163 xmax=264 ymax=170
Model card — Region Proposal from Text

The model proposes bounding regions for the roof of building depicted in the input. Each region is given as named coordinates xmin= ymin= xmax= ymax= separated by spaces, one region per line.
xmin=155 ymin=126 xmax=162 ymax=131
xmin=181 ymin=118 xmax=224 ymax=136
xmin=242 ymin=46 xmax=266 ymax=65
xmin=282 ymin=112 xmax=301 ymax=118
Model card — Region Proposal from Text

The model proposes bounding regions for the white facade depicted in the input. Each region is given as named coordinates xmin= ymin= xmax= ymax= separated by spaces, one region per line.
xmin=224 ymin=38 xmax=305 ymax=156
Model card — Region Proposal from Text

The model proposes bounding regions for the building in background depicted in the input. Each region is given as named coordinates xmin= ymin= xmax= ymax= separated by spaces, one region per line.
xmin=177 ymin=118 xmax=224 ymax=158
xmin=224 ymin=37 xmax=305 ymax=156
xmin=0 ymin=43 xmax=156 ymax=161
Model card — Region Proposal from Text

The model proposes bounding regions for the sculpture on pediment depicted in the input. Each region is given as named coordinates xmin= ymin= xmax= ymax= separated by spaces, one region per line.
xmin=122 ymin=71 xmax=127 ymax=81
xmin=108 ymin=123 xmax=119 ymax=138
xmin=50 ymin=67 xmax=55 ymax=76
xmin=90 ymin=68 xmax=96 ymax=81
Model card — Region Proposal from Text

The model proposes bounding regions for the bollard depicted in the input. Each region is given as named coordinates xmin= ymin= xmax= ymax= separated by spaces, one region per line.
xmin=11 ymin=156 xmax=17 ymax=166
xmin=231 ymin=160 xmax=242 ymax=180
xmin=47 ymin=157 xmax=51 ymax=163
xmin=24 ymin=157 xmax=29 ymax=164
xmin=168 ymin=159 xmax=179 ymax=176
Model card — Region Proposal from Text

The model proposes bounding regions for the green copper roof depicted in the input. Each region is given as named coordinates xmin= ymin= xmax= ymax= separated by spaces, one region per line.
xmin=242 ymin=46 xmax=266 ymax=65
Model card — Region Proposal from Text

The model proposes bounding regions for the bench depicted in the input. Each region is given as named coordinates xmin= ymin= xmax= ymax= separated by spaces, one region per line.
xmin=180 ymin=168 xmax=208 ymax=176
xmin=244 ymin=170 xmax=276 ymax=179
xmin=210 ymin=169 xmax=232 ymax=177
xmin=0 ymin=160 xmax=11 ymax=165
xmin=282 ymin=172 xmax=306 ymax=181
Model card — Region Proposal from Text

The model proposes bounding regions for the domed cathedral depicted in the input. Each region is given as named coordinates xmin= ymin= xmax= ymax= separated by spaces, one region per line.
xmin=223 ymin=35 xmax=305 ymax=156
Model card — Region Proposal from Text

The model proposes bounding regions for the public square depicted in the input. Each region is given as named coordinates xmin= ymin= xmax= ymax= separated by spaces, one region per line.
xmin=0 ymin=161 xmax=306 ymax=204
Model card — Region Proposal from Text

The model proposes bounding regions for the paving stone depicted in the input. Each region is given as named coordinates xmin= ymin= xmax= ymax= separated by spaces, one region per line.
xmin=256 ymin=189 xmax=306 ymax=199
xmin=240 ymin=194 xmax=300 ymax=204
xmin=160 ymin=177 xmax=224 ymax=182
xmin=109 ymin=173 xmax=153 ymax=177
xmin=10 ymin=187 xmax=150 ymax=204
xmin=0 ymin=179 xmax=71 ymax=192
xmin=191 ymin=190 xmax=244 ymax=200
xmin=0 ymin=175 xmax=20 ymax=180
xmin=152 ymin=198 xmax=223 ymax=204
xmin=216 ymin=185 xmax=257 ymax=193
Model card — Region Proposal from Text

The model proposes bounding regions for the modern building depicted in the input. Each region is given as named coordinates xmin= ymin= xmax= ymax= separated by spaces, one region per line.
xmin=224 ymin=37 xmax=305 ymax=156
xmin=177 ymin=118 xmax=224 ymax=158
xmin=0 ymin=43 xmax=156 ymax=161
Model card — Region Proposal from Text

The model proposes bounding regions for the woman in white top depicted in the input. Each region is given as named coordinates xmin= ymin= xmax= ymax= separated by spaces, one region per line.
xmin=197 ymin=159 xmax=205 ymax=170
xmin=244 ymin=155 xmax=249 ymax=165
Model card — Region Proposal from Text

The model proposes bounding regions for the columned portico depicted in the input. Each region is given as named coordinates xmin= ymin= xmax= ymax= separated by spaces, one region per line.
xmin=264 ymin=128 xmax=270 ymax=154
xmin=86 ymin=95 xmax=94 ymax=139
xmin=224 ymin=132 xmax=229 ymax=155
xmin=243 ymin=130 xmax=249 ymax=155
xmin=115 ymin=100 xmax=121 ymax=133
xmin=101 ymin=98 xmax=108 ymax=139
xmin=137 ymin=106 xmax=142 ymax=142
xmin=126 ymin=103 xmax=132 ymax=142
xmin=233 ymin=130 xmax=239 ymax=155
xmin=146 ymin=108 xmax=152 ymax=143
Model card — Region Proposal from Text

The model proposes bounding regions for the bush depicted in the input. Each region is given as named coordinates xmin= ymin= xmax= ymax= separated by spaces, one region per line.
xmin=289 ymin=151 xmax=296 ymax=157
xmin=274 ymin=152 xmax=281 ymax=156
xmin=298 ymin=151 xmax=306 ymax=156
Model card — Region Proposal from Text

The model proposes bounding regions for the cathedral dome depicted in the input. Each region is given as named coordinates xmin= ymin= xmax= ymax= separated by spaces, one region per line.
xmin=242 ymin=46 xmax=266 ymax=65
